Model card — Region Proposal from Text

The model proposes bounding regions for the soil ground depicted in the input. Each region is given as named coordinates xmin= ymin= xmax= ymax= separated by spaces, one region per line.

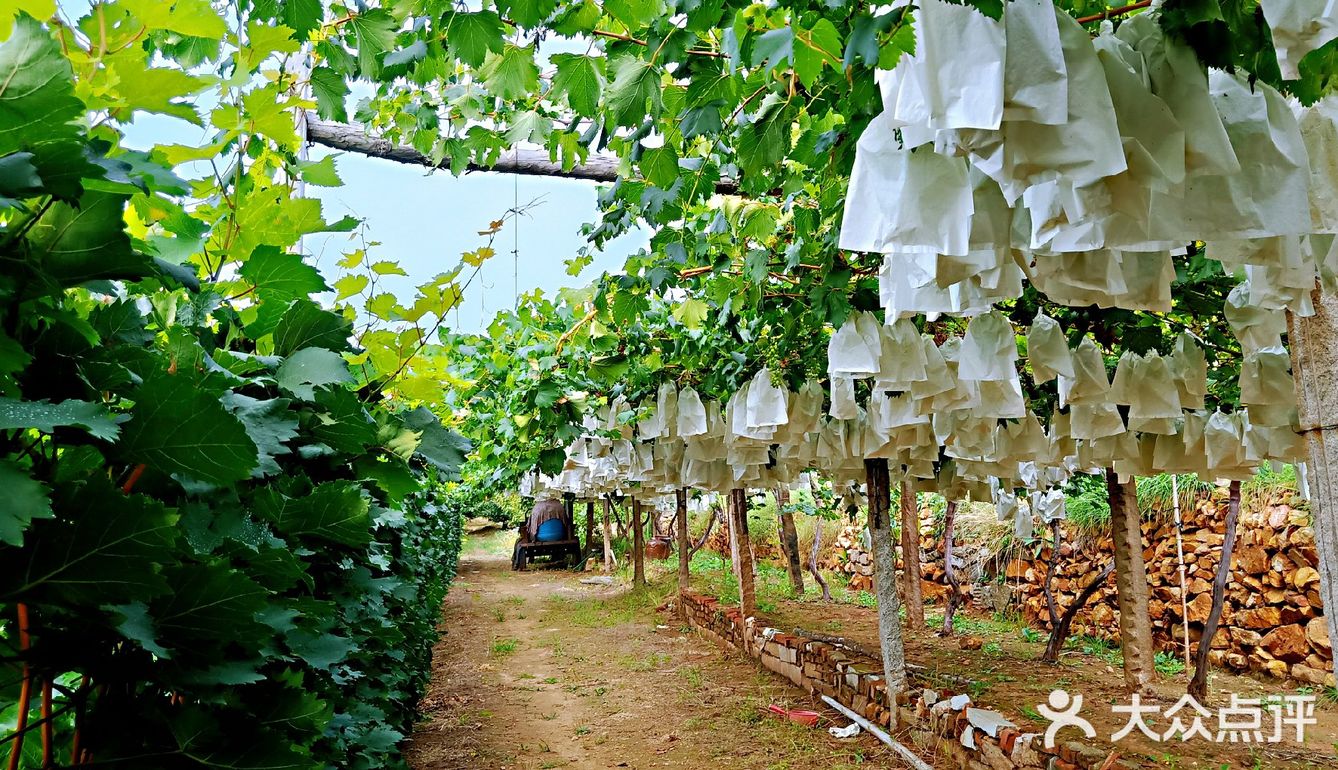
xmin=406 ymin=532 xmax=895 ymax=769
xmin=408 ymin=532 xmax=1338 ymax=770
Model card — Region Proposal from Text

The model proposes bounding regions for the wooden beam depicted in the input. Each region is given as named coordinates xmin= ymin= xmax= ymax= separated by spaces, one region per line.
xmin=304 ymin=113 xmax=740 ymax=194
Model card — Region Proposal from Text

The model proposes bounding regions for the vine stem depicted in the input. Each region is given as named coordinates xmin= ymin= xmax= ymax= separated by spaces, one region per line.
xmin=555 ymin=307 xmax=597 ymax=354
xmin=1075 ymin=0 xmax=1152 ymax=23
xmin=6 ymin=604 xmax=31 ymax=770
xmin=69 ymin=676 xmax=88 ymax=766
xmin=40 ymin=679 xmax=52 ymax=767
xmin=120 ymin=464 xmax=146 ymax=494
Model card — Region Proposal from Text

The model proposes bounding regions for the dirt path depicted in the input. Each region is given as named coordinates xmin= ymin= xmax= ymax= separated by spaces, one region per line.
xmin=407 ymin=536 xmax=893 ymax=770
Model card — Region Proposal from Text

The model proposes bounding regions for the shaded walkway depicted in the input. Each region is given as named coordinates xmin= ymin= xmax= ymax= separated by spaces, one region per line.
xmin=406 ymin=534 xmax=891 ymax=769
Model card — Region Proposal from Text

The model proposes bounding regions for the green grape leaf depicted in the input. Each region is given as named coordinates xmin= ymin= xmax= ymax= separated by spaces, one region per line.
xmin=498 ymin=0 xmax=557 ymax=28
xmin=275 ymin=347 xmax=353 ymax=400
xmin=550 ymin=53 xmax=603 ymax=118
xmin=333 ymin=273 xmax=369 ymax=300
xmin=105 ymin=601 xmax=172 ymax=658
xmin=0 ymin=151 xmax=41 ymax=203
xmin=604 ymin=0 xmax=659 ymax=27
xmin=537 ymin=446 xmax=566 ymax=475
xmin=750 ymin=26 xmax=793 ymax=73
xmin=384 ymin=39 xmax=427 ymax=70
xmin=241 ymin=20 xmax=301 ymax=71
xmin=29 ymin=190 xmax=151 ymax=286
xmin=221 ymin=393 xmax=299 ymax=476
xmin=481 ymin=44 xmax=540 ymax=101
xmin=151 ymin=563 xmax=270 ymax=645
xmin=672 ymin=297 xmax=709 ymax=329
xmin=348 ymin=9 xmax=398 ymax=77
xmin=3 ymin=478 xmax=177 ymax=603
xmin=238 ymin=246 xmax=330 ymax=299
xmin=119 ymin=0 xmax=227 ymax=39
xmin=254 ymin=481 xmax=372 ymax=547
xmin=0 ymin=14 xmax=84 ymax=159
xmin=272 ymin=298 xmax=353 ymax=355
xmin=120 ymin=374 xmax=259 ymax=485
xmin=309 ymin=66 xmax=349 ymax=122
xmin=284 ymin=628 xmax=356 ymax=670
xmin=793 ymin=20 xmax=841 ymax=87
xmin=0 ymin=461 xmax=52 ymax=547
xmin=552 ymin=0 xmax=600 ymax=35
xmin=296 ymin=154 xmax=342 ymax=186
xmin=639 ymin=145 xmax=678 ymax=187
xmin=281 ymin=0 xmax=322 ymax=39
xmin=354 ymin=456 xmax=418 ymax=501
xmin=607 ymin=57 xmax=662 ymax=127
xmin=402 ymin=407 xmax=470 ymax=477
xmin=0 ymin=397 xmax=120 ymax=439
xmin=311 ymin=387 xmax=377 ymax=453
xmin=442 ymin=11 xmax=506 ymax=68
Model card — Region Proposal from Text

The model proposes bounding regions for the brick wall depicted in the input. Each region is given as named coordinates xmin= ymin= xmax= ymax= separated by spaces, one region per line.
xmin=676 ymin=592 xmax=1121 ymax=770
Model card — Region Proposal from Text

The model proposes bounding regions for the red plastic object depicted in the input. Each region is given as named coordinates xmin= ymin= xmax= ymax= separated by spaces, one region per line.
xmin=788 ymin=709 xmax=820 ymax=727
xmin=767 ymin=704 xmax=820 ymax=727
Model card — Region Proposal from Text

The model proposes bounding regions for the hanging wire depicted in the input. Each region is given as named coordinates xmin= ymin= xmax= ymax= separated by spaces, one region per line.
xmin=513 ymin=147 xmax=520 ymax=310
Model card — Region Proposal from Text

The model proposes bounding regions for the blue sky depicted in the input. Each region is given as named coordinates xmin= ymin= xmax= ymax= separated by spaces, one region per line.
xmin=301 ymin=147 xmax=647 ymax=333
xmin=121 ymin=109 xmax=647 ymax=334
xmin=52 ymin=0 xmax=649 ymax=334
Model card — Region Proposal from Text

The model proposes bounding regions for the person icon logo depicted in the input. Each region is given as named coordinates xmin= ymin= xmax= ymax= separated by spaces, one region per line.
xmin=1038 ymin=689 xmax=1096 ymax=749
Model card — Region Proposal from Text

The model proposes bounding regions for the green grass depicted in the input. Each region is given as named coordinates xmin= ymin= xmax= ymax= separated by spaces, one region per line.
xmin=617 ymin=652 xmax=670 ymax=672
xmin=545 ymin=585 xmax=661 ymax=628
xmin=680 ymin=665 xmax=705 ymax=689
xmin=1136 ymin=473 xmax=1213 ymax=513
xmin=1067 ymin=634 xmax=1122 ymax=666
xmin=1154 ymin=650 xmax=1186 ymax=677
xmin=1065 ymin=474 xmax=1112 ymax=536
xmin=490 ymin=637 xmax=519 ymax=656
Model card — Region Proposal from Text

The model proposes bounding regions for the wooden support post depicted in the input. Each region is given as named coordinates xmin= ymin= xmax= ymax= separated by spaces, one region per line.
xmin=807 ymin=474 xmax=832 ymax=601
xmin=584 ymin=500 xmax=595 ymax=561
xmin=1107 ymin=469 xmax=1155 ymax=695
xmin=632 ymin=497 xmax=646 ymax=587
xmin=775 ymin=486 xmax=805 ymax=596
xmin=1288 ymin=295 xmax=1338 ymax=669
xmin=899 ymin=479 xmax=925 ymax=630
xmin=942 ymin=500 xmax=962 ymax=635
xmin=676 ymin=488 xmax=690 ymax=593
xmin=602 ymin=496 xmax=615 ymax=572
xmin=865 ymin=458 xmax=909 ymax=696
xmin=1189 ymin=480 xmax=1241 ymax=699
xmin=728 ymin=488 xmax=757 ymax=619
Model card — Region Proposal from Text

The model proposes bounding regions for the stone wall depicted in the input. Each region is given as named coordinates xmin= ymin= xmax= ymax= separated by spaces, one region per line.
xmin=820 ymin=492 xmax=1333 ymax=687
xmin=676 ymin=592 xmax=1120 ymax=770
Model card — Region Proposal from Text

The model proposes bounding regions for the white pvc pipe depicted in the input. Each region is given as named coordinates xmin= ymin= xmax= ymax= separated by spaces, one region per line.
xmin=1172 ymin=475 xmax=1192 ymax=671
xmin=820 ymin=695 xmax=933 ymax=770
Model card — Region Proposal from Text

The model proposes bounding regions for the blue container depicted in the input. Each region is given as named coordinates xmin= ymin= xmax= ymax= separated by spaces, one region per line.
xmin=536 ymin=518 xmax=566 ymax=542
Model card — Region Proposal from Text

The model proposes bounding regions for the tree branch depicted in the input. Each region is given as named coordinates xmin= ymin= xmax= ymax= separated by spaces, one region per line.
xmin=304 ymin=114 xmax=740 ymax=194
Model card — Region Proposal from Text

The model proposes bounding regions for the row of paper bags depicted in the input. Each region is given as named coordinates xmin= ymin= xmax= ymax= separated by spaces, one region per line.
xmin=841 ymin=2 xmax=1338 ymax=325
